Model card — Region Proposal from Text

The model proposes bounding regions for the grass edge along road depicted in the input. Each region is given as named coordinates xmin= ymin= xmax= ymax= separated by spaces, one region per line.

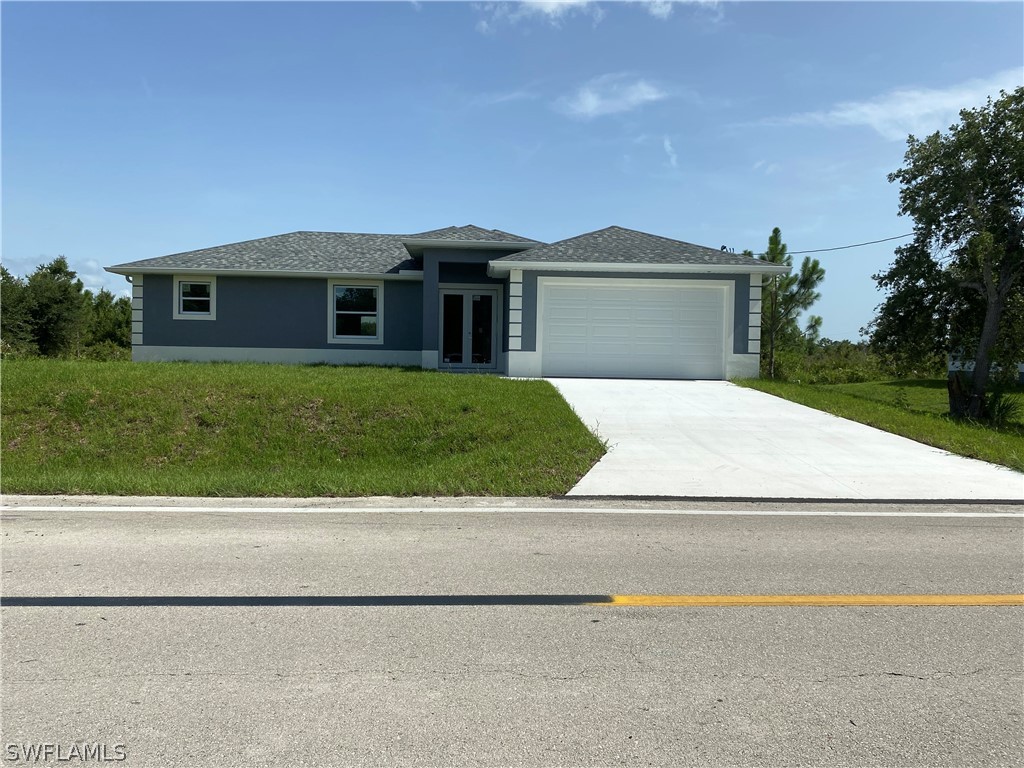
xmin=737 ymin=378 xmax=1024 ymax=473
xmin=0 ymin=360 xmax=605 ymax=497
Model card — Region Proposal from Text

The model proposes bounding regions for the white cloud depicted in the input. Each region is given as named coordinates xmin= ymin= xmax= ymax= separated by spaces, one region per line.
xmin=473 ymin=89 xmax=540 ymax=106
xmin=776 ymin=68 xmax=1023 ymax=141
xmin=556 ymin=73 xmax=667 ymax=119
xmin=752 ymin=159 xmax=779 ymax=175
xmin=644 ymin=1 xmax=675 ymax=19
xmin=663 ymin=136 xmax=678 ymax=167
xmin=474 ymin=1 xmax=604 ymax=33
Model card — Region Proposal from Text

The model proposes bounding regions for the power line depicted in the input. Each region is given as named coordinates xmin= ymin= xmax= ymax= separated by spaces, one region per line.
xmin=788 ymin=233 xmax=915 ymax=255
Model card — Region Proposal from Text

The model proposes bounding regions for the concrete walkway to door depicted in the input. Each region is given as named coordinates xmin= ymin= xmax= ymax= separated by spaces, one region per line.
xmin=550 ymin=379 xmax=1024 ymax=500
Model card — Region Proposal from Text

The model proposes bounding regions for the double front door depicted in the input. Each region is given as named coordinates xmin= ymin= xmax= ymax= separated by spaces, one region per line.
xmin=440 ymin=289 xmax=499 ymax=370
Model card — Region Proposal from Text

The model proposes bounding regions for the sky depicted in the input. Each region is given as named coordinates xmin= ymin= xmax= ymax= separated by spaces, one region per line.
xmin=3 ymin=0 xmax=1022 ymax=341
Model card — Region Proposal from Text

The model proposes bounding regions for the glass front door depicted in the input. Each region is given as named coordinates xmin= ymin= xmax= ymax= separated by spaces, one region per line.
xmin=440 ymin=290 xmax=498 ymax=369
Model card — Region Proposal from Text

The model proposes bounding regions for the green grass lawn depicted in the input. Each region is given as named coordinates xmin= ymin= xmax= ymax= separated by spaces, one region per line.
xmin=1 ymin=360 xmax=605 ymax=496
xmin=736 ymin=378 xmax=1024 ymax=473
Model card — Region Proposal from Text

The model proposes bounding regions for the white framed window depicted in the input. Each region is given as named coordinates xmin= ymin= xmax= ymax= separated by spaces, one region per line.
xmin=173 ymin=276 xmax=217 ymax=321
xmin=328 ymin=279 xmax=383 ymax=345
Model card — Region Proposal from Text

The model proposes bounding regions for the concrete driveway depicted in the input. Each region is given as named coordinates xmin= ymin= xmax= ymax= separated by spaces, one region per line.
xmin=550 ymin=379 xmax=1024 ymax=500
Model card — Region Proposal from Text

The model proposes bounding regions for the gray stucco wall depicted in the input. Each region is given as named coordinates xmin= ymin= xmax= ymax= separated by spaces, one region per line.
xmin=142 ymin=274 xmax=423 ymax=350
xmin=420 ymin=248 xmax=520 ymax=353
xmin=517 ymin=271 xmax=751 ymax=354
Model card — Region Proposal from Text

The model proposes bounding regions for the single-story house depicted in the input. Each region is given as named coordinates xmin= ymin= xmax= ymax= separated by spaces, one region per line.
xmin=105 ymin=225 xmax=790 ymax=380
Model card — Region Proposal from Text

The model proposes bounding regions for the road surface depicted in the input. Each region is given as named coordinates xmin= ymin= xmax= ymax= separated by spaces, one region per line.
xmin=2 ymin=497 xmax=1022 ymax=767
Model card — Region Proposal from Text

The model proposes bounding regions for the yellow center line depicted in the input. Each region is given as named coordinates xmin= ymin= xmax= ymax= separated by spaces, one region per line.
xmin=592 ymin=594 xmax=1024 ymax=607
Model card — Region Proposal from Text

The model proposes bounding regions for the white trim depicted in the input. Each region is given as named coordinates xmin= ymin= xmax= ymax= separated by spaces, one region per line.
xmin=132 ymin=285 xmax=144 ymax=299
xmin=328 ymin=279 xmax=384 ymax=346
xmin=508 ymin=337 xmax=522 ymax=351
xmin=131 ymin=333 xmax=144 ymax=346
xmin=748 ymin=340 xmax=761 ymax=354
xmin=132 ymin=346 xmax=420 ymax=365
xmin=748 ymin=299 xmax=762 ymax=313
xmin=509 ymin=295 xmax=522 ymax=310
xmin=509 ymin=309 xmax=522 ymax=324
xmin=748 ymin=326 xmax=761 ymax=341
xmin=106 ymin=267 xmax=424 ymax=281
xmin=489 ymin=261 xmax=789 ymax=277
xmin=131 ymin=310 xmax=143 ymax=322
xmin=750 ymin=273 xmax=763 ymax=287
xmin=510 ymin=269 xmax=523 ymax=283
xmin=421 ymin=350 xmax=439 ymax=370
xmin=748 ymin=313 xmax=761 ymax=329
xmin=134 ymin=274 xmax=144 ymax=286
xmin=131 ymin=297 xmax=143 ymax=311
xmin=509 ymin=322 xmax=522 ymax=337
xmin=535 ymin=276 xmax=735 ymax=380
xmin=173 ymin=275 xmax=217 ymax=321
xmin=131 ymin=322 xmax=143 ymax=334
xmin=510 ymin=283 xmax=523 ymax=297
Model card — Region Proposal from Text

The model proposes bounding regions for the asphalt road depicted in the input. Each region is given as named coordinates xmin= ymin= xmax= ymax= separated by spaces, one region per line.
xmin=2 ymin=497 xmax=1022 ymax=767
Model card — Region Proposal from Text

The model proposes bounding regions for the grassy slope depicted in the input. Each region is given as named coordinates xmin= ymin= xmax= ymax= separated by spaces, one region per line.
xmin=737 ymin=378 xmax=1024 ymax=473
xmin=1 ymin=360 xmax=605 ymax=496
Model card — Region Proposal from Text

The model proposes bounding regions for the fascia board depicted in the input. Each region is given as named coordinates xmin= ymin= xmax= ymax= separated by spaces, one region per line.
xmin=104 ymin=266 xmax=424 ymax=281
xmin=486 ymin=261 xmax=792 ymax=277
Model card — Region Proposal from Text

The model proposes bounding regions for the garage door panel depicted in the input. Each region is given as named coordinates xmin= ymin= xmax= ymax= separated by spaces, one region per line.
xmin=540 ymin=281 xmax=726 ymax=379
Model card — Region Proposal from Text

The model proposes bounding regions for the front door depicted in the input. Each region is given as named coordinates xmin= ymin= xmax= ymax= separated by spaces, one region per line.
xmin=440 ymin=289 xmax=498 ymax=370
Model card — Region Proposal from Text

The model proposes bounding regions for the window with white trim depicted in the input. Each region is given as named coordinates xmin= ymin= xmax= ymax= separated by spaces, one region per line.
xmin=328 ymin=280 xmax=383 ymax=344
xmin=173 ymin=276 xmax=217 ymax=320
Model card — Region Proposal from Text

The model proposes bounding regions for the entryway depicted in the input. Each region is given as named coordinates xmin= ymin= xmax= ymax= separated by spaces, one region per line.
xmin=439 ymin=288 xmax=499 ymax=371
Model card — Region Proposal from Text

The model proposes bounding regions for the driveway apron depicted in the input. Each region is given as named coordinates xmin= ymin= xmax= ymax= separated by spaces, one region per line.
xmin=549 ymin=379 xmax=1024 ymax=500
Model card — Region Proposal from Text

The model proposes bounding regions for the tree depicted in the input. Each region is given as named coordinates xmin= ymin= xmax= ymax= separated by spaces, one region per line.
xmin=23 ymin=257 xmax=92 ymax=356
xmin=87 ymin=288 xmax=132 ymax=347
xmin=755 ymin=227 xmax=826 ymax=378
xmin=1 ymin=266 xmax=37 ymax=355
xmin=884 ymin=87 xmax=1024 ymax=418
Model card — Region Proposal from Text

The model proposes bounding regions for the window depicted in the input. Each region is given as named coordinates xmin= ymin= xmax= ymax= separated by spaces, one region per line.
xmin=173 ymin=276 xmax=217 ymax=320
xmin=328 ymin=280 xmax=383 ymax=344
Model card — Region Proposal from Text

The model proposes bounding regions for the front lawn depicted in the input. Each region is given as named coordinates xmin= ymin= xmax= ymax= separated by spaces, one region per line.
xmin=736 ymin=378 xmax=1024 ymax=473
xmin=1 ymin=360 xmax=605 ymax=496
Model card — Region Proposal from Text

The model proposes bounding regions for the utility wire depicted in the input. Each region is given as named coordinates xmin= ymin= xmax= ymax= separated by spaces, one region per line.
xmin=788 ymin=233 xmax=915 ymax=255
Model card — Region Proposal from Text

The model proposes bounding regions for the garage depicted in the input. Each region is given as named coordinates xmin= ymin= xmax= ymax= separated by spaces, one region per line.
xmin=539 ymin=278 xmax=727 ymax=379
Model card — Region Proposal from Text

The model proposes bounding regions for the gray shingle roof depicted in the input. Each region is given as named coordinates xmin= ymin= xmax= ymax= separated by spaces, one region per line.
xmin=493 ymin=226 xmax=766 ymax=268
xmin=406 ymin=225 xmax=540 ymax=243
xmin=108 ymin=226 xmax=541 ymax=275
xmin=108 ymin=232 xmax=420 ymax=275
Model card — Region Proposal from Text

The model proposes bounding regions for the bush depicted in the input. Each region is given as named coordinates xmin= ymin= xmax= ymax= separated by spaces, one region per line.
xmin=766 ymin=340 xmax=885 ymax=384
xmin=986 ymin=389 xmax=1023 ymax=428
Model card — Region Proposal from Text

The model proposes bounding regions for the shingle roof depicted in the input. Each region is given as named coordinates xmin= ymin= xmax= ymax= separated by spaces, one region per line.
xmin=405 ymin=225 xmax=541 ymax=243
xmin=107 ymin=231 xmax=420 ymax=275
xmin=107 ymin=224 xmax=540 ymax=276
xmin=492 ymin=226 xmax=766 ymax=268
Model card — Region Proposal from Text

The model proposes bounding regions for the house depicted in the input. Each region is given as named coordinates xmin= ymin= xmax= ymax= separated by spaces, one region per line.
xmin=105 ymin=225 xmax=790 ymax=380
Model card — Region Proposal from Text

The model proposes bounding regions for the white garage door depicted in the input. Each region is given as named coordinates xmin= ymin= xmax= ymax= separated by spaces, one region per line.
xmin=540 ymin=279 xmax=727 ymax=379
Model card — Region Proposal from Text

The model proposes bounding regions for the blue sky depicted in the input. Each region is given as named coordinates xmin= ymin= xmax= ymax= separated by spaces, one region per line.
xmin=3 ymin=1 xmax=1022 ymax=340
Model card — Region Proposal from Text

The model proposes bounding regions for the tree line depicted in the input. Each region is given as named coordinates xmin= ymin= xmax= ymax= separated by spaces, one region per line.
xmin=1 ymin=257 xmax=132 ymax=359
